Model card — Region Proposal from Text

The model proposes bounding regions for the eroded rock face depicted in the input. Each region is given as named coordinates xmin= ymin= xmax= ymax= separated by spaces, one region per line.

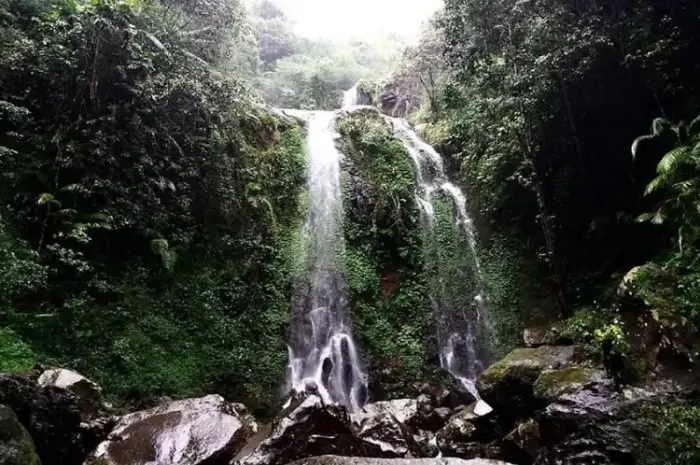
xmin=287 ymin=455 xmax=515 ymax=465
xmin=37 ymin=368 xmax=104 ymax=420
xmin=537 ymin=378 xmax=635 ymax=464
xmin=91 ymin=394 xmax=256 ymax=465
xmin=0 ymin=404 xmax=40 ymax=465
xmin=477 ymin=346 xmax=582 ymax=418
xmin=238 ymin=394 xmax=386 ymax=465
xmin=0 ymin=374 xmax=85 ymax=465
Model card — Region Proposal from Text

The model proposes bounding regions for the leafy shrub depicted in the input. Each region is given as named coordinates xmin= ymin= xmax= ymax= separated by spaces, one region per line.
xmin=0 ymin=328 xmax=37 ymax=372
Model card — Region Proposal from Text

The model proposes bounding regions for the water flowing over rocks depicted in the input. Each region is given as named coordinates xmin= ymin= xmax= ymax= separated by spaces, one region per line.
xmin=0 ymin=404 xmax=40 ymax=465
xmin=90 ymin=394 xmax=256 ymax=465
xmin=285 ymin=109 xmax=368 ymax=411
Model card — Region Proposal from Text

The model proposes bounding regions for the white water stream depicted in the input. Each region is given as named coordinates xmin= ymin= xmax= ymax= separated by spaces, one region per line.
xmin=284 ymin=109 xmax=368 ymax=411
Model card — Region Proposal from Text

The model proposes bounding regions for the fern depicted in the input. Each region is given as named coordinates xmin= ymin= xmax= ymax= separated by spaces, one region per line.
xmin=657 ymin=146 xmax=690 ymax=173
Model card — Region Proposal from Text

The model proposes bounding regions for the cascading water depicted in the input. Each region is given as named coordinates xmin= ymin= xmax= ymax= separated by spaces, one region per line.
xmin=387 ymin=117 xmax=492 ymax=414
xmin=284 ymin=109 xmax=368 ymax=411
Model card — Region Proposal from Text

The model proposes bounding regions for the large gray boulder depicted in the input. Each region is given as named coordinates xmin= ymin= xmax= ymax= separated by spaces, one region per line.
xmin=90 ymin=394 xmax=256 ymax=465
xmin=237 ymin=394 xmax=387 ymax=465
xmin=287 ymin=456 xmax=514 ymax=465
xmin=476 ymin=346 xmax=582 ymax=419
xmin=0 ymin=404 xmax=40 ymax=465
xmin=436 ymin=403 xmax=501 ymax=460
xmin=37 ymin=368 xmax=104 ymax=420
xmin=350 ymin=400 xmax=421 ymax=457
xmin=0 ymin=374 xmax=85 ymax=465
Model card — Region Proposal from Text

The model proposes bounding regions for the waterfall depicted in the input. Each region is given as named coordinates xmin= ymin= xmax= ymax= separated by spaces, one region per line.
xmin=342 ymin=85 xmax=358 ymax=109
xmin=387 ymin=117 xmax=492 ymax=413
xmin=284 ymin=109 xmax=368 ymax=411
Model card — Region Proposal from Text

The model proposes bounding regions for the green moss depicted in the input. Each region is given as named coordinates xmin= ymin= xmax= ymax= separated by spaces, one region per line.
xmin=0 ymin=405 xmax=40 ymax=465
xmin=337 ymin=110 xmax=432 ymax=381
xmin=0 ymin=328 xmax=37 ymax=373
xmin=533 ymin=367 xmax=596 ymax=401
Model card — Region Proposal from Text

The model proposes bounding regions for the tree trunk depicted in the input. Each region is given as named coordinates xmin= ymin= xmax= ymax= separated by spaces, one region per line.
xmin=517 ymin=130 xmax=572 ymax=318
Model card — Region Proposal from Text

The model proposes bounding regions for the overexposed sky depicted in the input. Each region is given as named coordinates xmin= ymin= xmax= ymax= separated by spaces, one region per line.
xmin=273 ymin=0 xmax=443 ymax=40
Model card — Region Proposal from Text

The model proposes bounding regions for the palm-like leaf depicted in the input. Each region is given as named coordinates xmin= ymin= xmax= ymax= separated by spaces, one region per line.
xmin=657 ymin=146 xmax=691 ymax=173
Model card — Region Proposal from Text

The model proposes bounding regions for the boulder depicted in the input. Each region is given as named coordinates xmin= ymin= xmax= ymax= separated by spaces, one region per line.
xmin=436 ymin=403 xmax=501 ymax=459
xmin=351 ymin=408 xmax=416 ymax=457
xmin=287 ymin=456 xmax=515 ymax=465
xmin=90 ymin=394 xmax=256 ymax=465
xmin=0 ymin=373 xmax=85 ymax=465
xmin=533 ymin=367 xmax=602 ymax=403
xmin=522 ymin=327 xmax=549 ymax=348
xmin=411 ymin=430 xmax=439 ymax=458
xmin=476 ymin=346 xmax=582 ymax=418
xmin=37 ymin=368 xmax=104 ymax=419
xmin=537 ymin=378 xmax=634 ymax=464
xmin=500 ymin=419 xmax=540 ymax=465
xmin=0 ymin=404 xmax=40 ymax=465
xmin=238 ymin=394 xmax=386 ymax=465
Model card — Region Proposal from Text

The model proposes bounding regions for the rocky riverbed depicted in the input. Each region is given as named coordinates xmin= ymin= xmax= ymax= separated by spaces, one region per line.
xmin=1 ymin=331 xmax=696 ymax=465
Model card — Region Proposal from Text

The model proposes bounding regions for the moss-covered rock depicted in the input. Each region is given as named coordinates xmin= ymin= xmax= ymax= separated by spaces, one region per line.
xmin=476 ymin=345 xmax=581 ymax=418
xmin=533 ymin=367 xmax=601 ymax=403
xmin=0 ymin=404 xmax=40 ymax=465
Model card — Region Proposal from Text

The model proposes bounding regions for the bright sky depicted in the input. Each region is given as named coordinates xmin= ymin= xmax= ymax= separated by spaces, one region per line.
xmin=273 ymin=0 xmax=443 ymax=40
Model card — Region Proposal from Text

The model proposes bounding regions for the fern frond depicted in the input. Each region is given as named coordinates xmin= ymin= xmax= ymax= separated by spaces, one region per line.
xmin=636 ymin=212 xmax=656 ymax=223
xmin=657 ymin=146 xmax=690 ymax=173
xmin=37 ymin=193 xmax=60 ymax=207
xmin=645 ymin=176 xmax=668 ymax=195
xmin=637 ymin=210 xmax=667 ymax=225
xmin=631 ymin=134 xmax=655 ymax=159
xmin=652 ymin=117 xmax=673 ymax=136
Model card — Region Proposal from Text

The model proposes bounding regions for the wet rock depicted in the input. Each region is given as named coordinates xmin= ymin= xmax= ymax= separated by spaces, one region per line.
xmin=476 ymin=346 xmax=582 ymax=418
xmin=0 ymin=373 xmax=85 ymax=465
xmin=411 ymin=430 xmax=439 ymax=458
xmin=537 ymin=378 xmax=637 ymax=464
xmin=500 ymin=419 xmax=540 ymax=465
xmin=238 ymin=394 xmax=386 ymax=465
xmin=351 ymin=399 xmax=420 ymax=457
xmin=0 ymin=404 xmax=40 ymax=465
xmin=37 ymin=367 xmax=104 ymax=420
xmin=287 ymin=456 xmax=515 ymax=465
xmin=533 ymin=367 xmax=602 ymax=403
xmin=436 ymin=402 xmax=501 ymax=458
xmin=91 ymin=394 xmax=256 ymax=465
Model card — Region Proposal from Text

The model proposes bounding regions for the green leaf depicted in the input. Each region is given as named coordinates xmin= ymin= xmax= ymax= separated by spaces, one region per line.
xmin=657 ymin=146 xmax=690 ymax=174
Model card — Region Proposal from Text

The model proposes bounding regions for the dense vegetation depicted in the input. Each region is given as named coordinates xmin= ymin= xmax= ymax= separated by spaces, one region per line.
xmin=2 ymin=1 xmax=700 ymax=454
xmin=0 ymin=0 xmax=307 ymax=416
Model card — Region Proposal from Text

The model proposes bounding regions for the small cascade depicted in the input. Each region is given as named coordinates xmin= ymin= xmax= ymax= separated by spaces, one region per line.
xmin=342 ymin=84 xmax=358 ymax=109
xmin=386 ymin=117 xmax=492 ymax=412
xmin=283 ymin=109 xmax=368 ymax=411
